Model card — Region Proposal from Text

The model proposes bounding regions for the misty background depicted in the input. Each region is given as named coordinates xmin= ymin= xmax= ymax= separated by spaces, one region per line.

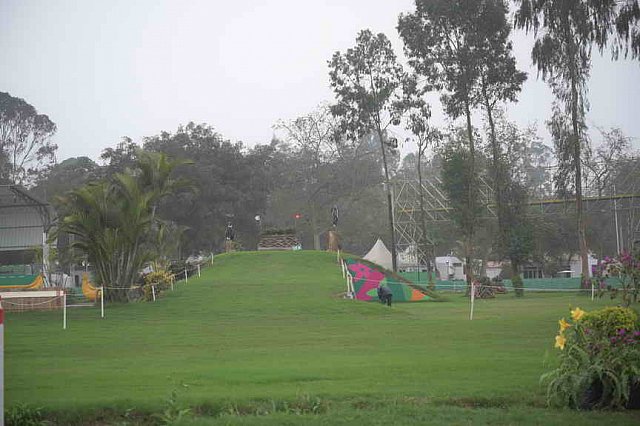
xmin=1 ymin=0 xmax=639 ymax=161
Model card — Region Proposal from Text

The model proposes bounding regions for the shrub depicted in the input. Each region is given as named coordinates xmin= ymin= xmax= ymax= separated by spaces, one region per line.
xmin=142 ymin=269 xmax=174 ymax=301
xmin=582 ymin=307 xmax=638 ymax=337
xmin=601 ymin=250 xmax=640 ymax=307
xmin=542 ymin=306 xmax=640 ymax=409
xmin=144 ymin=270 xmax=174 ymax=290
xmin=512 ymin=274 xmax=524 ymax=297
xmin=6 ymin=404 xmax=45 ymax=426
xmin=153 ymin=386 xmax=192 ymax=425
xmin=168 ymin=260 xmax=187 ymax=277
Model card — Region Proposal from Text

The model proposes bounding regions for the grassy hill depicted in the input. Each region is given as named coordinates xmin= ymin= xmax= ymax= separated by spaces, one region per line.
xmin=5 ymin=251 xmax=639 ymax=424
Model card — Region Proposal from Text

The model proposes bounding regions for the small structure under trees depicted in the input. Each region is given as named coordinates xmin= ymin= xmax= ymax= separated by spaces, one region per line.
xmin=0 ymin=185 xmax=53 ymax=271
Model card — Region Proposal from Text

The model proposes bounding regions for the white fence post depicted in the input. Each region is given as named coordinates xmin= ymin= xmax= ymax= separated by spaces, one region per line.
xmin=211 ymin=252 xmax=214 ymax=265
xmin=152 ymin=285 xmax=156 ymax=302
xmin=469 ymin=281 xmax=475 ymax=321
xmin=63 ymin=291 xmax=67 ymax=330
xmin=185 ymin=269 xmax=188 ymax=283
xmin=348 ymin=274 xmax=354 ymax=298
xmin=591 ymin=280 xmax=595 ymax=301
xmin=345 ymin=274 xmax=349 ymax=294
xmin=100 ymin=287 xmax=104 ymax=318
xmin=197 ymin=264 xmax=201 ymax=278
xmin=1 ymin=296 xmax=4 ymax=426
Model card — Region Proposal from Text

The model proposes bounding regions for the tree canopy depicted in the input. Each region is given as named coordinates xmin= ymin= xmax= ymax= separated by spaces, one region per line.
xmin=0 ymin=91 xmax=57 ymax=185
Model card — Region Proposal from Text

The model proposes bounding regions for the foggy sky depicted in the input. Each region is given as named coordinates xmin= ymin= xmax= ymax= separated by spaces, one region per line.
xmin=1 ymin=0 xmax=639 ymax=163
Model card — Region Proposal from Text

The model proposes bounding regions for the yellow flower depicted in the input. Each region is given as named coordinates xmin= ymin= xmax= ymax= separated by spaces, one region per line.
xmin=558 ymin=318 xmax=571 ymax=333
xmin=554 ymin=334 xmax=566 ymax=350
xmin=570 ymin=307 xmax=586 ymax=321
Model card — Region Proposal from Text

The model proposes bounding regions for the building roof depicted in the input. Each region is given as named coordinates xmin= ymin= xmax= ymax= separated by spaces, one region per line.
xmin=0 ymin=185 xmax=54 ymax=252
xmin=435 ymin=256 xmax=462 ymax=264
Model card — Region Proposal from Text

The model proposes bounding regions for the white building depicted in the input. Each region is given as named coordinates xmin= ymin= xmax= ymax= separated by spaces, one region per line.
xmin=569 ymin=254 xmax=598 ymax=278
xmin=0 ymin=185 xmax=53 ymax=270
xmin=435 ymin=256 xmax=465 ymax=281
xmin=485 ymin=261 xmax=503 ymax=279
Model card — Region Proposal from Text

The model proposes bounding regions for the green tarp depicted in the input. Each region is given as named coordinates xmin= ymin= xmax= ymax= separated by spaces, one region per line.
xmin=0 ymin=274 xmax=40 ymax=287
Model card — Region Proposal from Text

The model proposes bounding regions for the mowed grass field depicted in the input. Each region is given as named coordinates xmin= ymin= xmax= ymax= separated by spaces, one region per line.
xmin=5 ymin=251 xmax=640 ymax=424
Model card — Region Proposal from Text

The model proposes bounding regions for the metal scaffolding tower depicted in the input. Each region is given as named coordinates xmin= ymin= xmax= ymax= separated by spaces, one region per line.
xmin=393 ymin=158 xmax=640 ymax=267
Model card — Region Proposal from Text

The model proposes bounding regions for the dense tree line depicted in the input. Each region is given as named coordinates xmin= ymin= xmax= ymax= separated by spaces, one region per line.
xmin=2 ymin=0 xmax=639 ymax=288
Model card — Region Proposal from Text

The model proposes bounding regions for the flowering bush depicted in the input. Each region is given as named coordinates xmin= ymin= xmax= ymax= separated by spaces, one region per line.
xmin=144 ymin=270 xmax=174 ymax=290
xmin=597 ymin=250 xmax=640 ymax=307
xmin=543 ymin=306 xmax=640 ymax=409
xmin=142 ymin=270 xmax=174 ymax=301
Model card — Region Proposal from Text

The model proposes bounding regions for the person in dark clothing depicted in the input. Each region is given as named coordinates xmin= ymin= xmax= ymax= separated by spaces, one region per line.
xmin=377 ymin=285 xmax=392 ymax=307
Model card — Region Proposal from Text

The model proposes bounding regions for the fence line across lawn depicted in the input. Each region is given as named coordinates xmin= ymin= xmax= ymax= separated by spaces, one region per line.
xmin=0 ymin=259 xmax=213 ymax=330
xmin=339 ymin=257 xmax=620 ymax=321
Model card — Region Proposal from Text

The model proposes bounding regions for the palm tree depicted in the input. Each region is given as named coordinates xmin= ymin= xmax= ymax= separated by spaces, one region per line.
xmin=55 ymin=150 xmax=188 ymax=301
xmin=134 ymin=149 xmax=192 ymax=220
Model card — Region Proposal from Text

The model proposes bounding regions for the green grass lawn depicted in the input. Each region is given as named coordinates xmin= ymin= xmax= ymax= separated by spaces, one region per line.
xmin=5 ymin=251 xmax=640 ymax=424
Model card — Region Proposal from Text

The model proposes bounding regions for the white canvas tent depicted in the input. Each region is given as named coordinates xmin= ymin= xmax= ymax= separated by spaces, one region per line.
xmin=363 ymin=238 xmax=393 ymax=270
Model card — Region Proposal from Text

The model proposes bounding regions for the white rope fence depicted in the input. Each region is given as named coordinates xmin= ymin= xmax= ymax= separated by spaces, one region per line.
xmin=337 ymin=258 xmax=601 ymax=320
xmin=1 ymin=291 xmax=103 ymax=329
xmin=345 ymin=276 xmax=599 ymax=294
xmin=0 ymin=259 xmax=213 ymax=330
xmin=337 ymin=256 xmax=355 ymax=299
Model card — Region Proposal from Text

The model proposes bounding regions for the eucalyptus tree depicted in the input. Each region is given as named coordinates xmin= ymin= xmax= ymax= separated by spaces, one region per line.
xmin=398 ymin=0 xmax=482 ymax=163
xmin=399 ymin=0 xmax=501 ymax=284
xmin=439 ymin=132 xmax=481 ymax=279
xmin=406 ymin=105 xmax=439 ymax=280
xmin=513 ymin=0 xmax=620 ymax=280
xmin=611 ymin=0 xmax=640 ymax=60
xmin=583 ymin=127 xmax=631 ymax=197
xmin=0 ymin=92 xmax=57 ymax=185
xmin=473 ymin=1 xmax=528 ymax=264
xmin=328 ymin=29 xmax=419 ymax=271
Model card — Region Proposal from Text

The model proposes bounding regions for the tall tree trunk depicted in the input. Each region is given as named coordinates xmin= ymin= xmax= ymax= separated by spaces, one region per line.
xmin=417 ymin=146 xmax=432 ymax=283
xmin=377 ymin=128 xmax=398 ymax=272
xmin=482 ymin=84 xmax=506 ymax=257
xmin=511 ymin=257 xmax=520 ymax=280
xmin=464 ymin=98 xmax=476 ymax=287
xmin=311 ymin=206 xmax=321 ymax=250
xmin=569 ymin=45 xmax=590 ymax=282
